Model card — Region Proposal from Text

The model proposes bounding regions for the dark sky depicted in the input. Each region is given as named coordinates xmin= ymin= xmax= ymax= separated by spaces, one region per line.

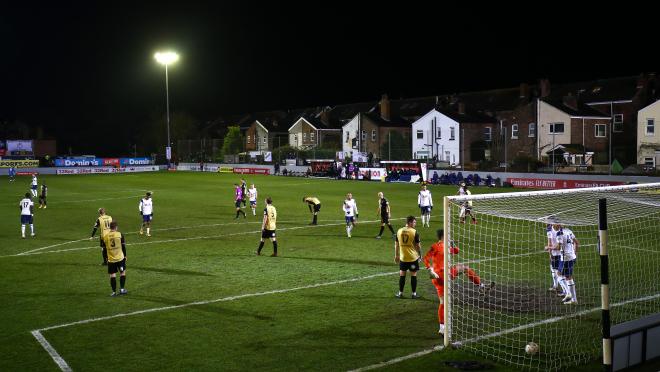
xmin=0 ymin=3 xmax=654 ymax=153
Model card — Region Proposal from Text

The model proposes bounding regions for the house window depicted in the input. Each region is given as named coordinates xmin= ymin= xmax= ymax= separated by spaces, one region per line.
xmin=549 ymin=123 xmax=565 ymax=134
xmin=528 ymin=123 xmax=536 ymax=137
xmin=310 ymin=132 xmax=315 ymax=142
xmin=361 ymin=130 xmax=366 ymax=140
xmin=294 ymin=134 xmax=298 ymax=143
xmin=484 ymin=127 xmax=492 ymax=142
xmin=303 ymin=132 xmax=308 ymax=141
xmin=417 ymin=130 xmax=424 ymax=139
xmin=511 ymin=124 xmax=519 ymax=139
xmin=247 ymin=135 xmax=251 ymax=144
xmin=644 ymin=157 xmax=654 ymax=166
xmin=346 ymin=132 xmax=350 ymax=143
xmin=262 ymin=137 xmax=267 ymax=144
xmin=371 ymin=129 xmax=376 ymax=142
xmin=436 ymin=127 xmax=441 ymax=139
xmin=450 ymin=127 xmax=455 ymax=140
xmin=613 ymin=114 xmax=624 ymax=132
xmin=647 ymin=119 xmax=655 ymax=136
xmin=595 ymin=124 xmax=606 ymax=138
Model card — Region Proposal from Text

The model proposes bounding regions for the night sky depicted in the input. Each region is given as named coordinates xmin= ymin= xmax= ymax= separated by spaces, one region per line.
xmin=0 ymin=3 xmax=653 ymax=154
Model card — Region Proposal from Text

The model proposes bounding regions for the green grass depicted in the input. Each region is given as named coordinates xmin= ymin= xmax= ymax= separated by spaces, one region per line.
xmin=0 ymin=172 xmax=657 ymax=371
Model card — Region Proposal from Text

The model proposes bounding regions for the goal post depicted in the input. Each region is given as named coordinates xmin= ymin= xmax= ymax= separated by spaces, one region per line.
xmin=442 ymin=183 xmax=660 ymax=371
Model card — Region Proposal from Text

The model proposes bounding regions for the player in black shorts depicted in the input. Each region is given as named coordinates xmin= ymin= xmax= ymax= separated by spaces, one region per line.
xmin=376 ymin=192 xmax=396 ymax=239
xmin=38 ymin=184 xmax=48 ymax=209
xmin=303 ymin=196 xmax=321 ymax=225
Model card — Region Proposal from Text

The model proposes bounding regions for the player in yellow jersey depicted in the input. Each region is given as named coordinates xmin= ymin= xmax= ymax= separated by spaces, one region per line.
xmin=256 ymin=197 xmax=278 ymax=257
xmin=395 ymin=216 xmax=422 ymax=299
xmin=303 ymin=196 xmax=321 ymax=225
xmin=104 ymin=221 xmax=127 ymax=296
xmin=90 ymin=208 xmax=113 ymax=265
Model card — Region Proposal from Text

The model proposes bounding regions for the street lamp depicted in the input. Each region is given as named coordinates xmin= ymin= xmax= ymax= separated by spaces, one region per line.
xmin=154 ymin=51 xmax=179 ymax=166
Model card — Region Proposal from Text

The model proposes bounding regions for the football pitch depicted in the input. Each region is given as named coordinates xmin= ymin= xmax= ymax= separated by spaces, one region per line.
xmin=0 ymin=172 xmax=654 ymax=371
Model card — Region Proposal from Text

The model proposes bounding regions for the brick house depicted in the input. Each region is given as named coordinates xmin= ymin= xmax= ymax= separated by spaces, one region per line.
xmin=288 ymin=107 xmax=341 ymax=149
xmin=537 ymin=97 xmax=611 ymax=166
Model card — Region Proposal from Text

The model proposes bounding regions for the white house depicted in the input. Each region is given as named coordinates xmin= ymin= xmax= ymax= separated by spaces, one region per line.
xmin=341 ymin=113 xmax=360 ymax=159
xmin=637 ymin=100 xmax=660 ymax=169
xmin=411 ymin=109 xmax=461 ymax=164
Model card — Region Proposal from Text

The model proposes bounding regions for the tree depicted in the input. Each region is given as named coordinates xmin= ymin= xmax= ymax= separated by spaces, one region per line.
xmin=222 ymin=126 xmax=244 ymax=155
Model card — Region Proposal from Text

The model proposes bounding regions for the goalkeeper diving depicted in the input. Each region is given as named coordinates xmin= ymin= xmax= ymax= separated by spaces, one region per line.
xmin=423 ymin=229 xmax=494 ymax=335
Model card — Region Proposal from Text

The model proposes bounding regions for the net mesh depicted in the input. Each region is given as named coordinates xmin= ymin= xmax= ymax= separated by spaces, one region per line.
xmin=445 ymin=183 xmax=660 ymax=371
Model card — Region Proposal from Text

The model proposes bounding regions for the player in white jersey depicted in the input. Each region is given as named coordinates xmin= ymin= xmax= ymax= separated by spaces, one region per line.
xmin=19 ymin=193 xmax=35 ymax=238
xmin=417 ymin=185 xmax=433 ymax=227
xmin=457 ymin=182 xmax=466 ymax=196
xmin=31 ymin=174 xmax=38 ymax=197
xmin=248 ymin=184 xmax=258 ymax=216
xmin=343 ymin=193 xmax=359 ymax=238
xmin=459 ymin=185 xmax=477 ymax=224
xmin=139 ymin=192 xmax=154 ymax=237
xmin=544 ymin=223 xmax=563 ymax=293
xmin=550 ymin=224 xmax=580 ymax=304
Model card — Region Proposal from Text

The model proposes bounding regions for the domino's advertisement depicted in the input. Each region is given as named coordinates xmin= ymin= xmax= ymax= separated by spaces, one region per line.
xmin=55 ymin=157 xmax=152 ymax=167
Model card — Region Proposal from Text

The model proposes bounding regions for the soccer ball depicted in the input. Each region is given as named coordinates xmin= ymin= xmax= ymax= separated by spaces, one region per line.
xmin=525 ymin=342 xmax=539 ymax=355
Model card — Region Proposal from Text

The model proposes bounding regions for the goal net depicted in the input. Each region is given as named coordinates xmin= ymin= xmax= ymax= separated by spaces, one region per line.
xmin=443 ymin=183 xmax=660 ymax=371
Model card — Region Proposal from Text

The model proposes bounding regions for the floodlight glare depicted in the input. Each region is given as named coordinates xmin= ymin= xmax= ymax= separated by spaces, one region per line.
xmin=154 ymin=51 xmax=179 ymax=65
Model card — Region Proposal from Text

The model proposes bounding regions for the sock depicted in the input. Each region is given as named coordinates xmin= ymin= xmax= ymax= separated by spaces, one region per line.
xmin=411 ymin=276 xmax=417 ymax=293
xmin=257 ymin=241 xmax=264 ymax=253
xmin=388 ymin=224 xmax=395 ymax=234
xmin=465 ymin=268 xmax=481 ymax=285
xmin=426 ymin=215 xmax=431 ymax=225
xmin=146 ymin=228 xmax=150 ymax=235
xmin=273 ymin=241 xmax=278 ymax=254
xmin=399 ymin=275 xmax=406 ymax=292
xmin=21 ymin=225 xmax=26 ymax=236
xmin=30 ymin=225 xmax=34 ymax=234
xmin=120 ymin=275 xmax=126 ymax=289
xmin=252 ymin=208 xmax=256 ymax=216
xmin=102 ymin=248 xmax=108 ymax=263
xmin=439 ymin=303 xmax=444 ymax=324
xmin=568 ymin=279 xmax=576 ymax=301
xmin=558 ymin=277 xmax=569 ymax=295
xmin=378 ymin=226 xmax=384 ymax=236
xmin=236 ymin=211 xmax=240 ymax=218
xmin=313 ymin=215 xmax=317 ymax=224
xmin=241 ymin=210 xmax=246 ymax=217
xmin=551 ymin=268 xmax=558 ymax=288
xmin=110 ymin=277 xmax=117 ymax=292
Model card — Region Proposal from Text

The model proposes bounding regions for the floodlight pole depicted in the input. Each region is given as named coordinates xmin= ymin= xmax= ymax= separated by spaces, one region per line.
xmin=164 ymin=64 xmax=171 ymax=163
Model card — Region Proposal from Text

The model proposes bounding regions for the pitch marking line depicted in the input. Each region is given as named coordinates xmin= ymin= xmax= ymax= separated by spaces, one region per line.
xmin=31 ymin=331 xmax=72 ymax=372
xmin=32 ymin=271 xmax=398 ymax=371
xmin=13 ymin=219 xmax=347 ymax=256
xmin=348 ymin=293 xmax=660 ymax=371
xmin=5 ymin=218 xmax=406 ymax=258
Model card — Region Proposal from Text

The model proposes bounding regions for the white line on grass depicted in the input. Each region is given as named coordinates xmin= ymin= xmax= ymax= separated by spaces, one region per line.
xmin=4 ymin=218 xmax=406 ymax=258
xmin=32 ymin=270 xmax=399 ymax=371
xmin=348 ymin=292 xmax=660 ymax=371
xmin=36 ymin=271 xmax=397 ymax=332
xmin=31 ymin=331 xmax=72 ymax=372
xmin=10 ymin=219 xmax=347 ymax=257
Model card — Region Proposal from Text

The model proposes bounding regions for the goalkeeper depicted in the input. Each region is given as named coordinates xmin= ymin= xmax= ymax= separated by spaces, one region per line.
xmin=423 ymin=229 xmax=494 ymax=335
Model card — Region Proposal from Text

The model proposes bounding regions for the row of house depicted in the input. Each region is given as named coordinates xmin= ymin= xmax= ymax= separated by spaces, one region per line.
xmin=207 ymin=74 xmax=660 ymax=169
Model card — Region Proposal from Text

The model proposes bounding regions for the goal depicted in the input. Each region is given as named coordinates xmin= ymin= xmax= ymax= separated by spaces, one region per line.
xmin=442 ymin=183 xmax=660 ymax=371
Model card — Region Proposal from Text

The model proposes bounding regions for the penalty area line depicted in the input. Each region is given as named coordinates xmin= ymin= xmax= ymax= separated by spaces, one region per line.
xmin=32 ymin=270 xmax=398 ymax=371
xmin=5 ymin=218 xmax=405 ymax=258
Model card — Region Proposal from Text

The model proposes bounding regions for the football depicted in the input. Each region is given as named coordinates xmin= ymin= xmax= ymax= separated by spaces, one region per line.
xmin=525 ymin=342 xmax=539 ymax=355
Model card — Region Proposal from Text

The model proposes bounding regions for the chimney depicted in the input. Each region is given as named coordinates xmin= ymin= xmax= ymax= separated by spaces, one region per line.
xmin=540 ymin=79 xmax=551 ymax=98
xmin=563 ymin=93 xmax=578 ymax=110
xmin=379 ymin=94 xmax=390 ymax=121
xmin=458 ymin=102 xmax=466 ymax=115
xmin=320 ymin=108 xmax=330 ymax=126
xmin=519 ymin=83 xmax=530 ymax=100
